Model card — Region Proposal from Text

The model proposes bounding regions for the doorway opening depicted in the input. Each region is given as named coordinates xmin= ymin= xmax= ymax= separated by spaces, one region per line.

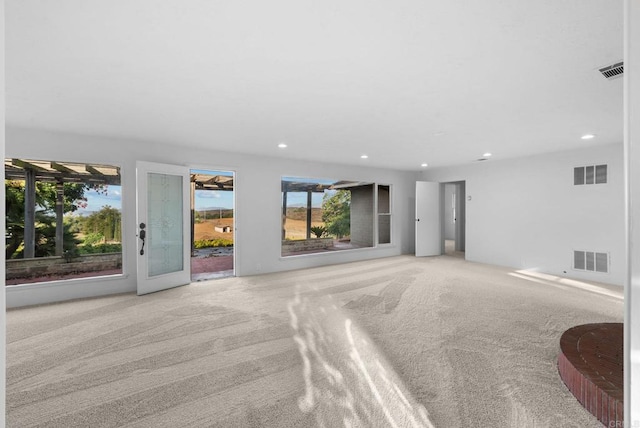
xmin=443 ymin=181 xmax=466 ymax=258
xmin=190 ymin=169 xmax=235 ymax=281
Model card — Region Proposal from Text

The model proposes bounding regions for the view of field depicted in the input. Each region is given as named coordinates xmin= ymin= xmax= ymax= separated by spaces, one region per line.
xmin=194 ymin=218 xmax=235 ymax=241
xmin=193 ymin=208 xmax=331 ymax=242
xmin=192 ymin=218 xmax=234 ymax=276
xmin=283 ymin=207 xmax=325 ymax=240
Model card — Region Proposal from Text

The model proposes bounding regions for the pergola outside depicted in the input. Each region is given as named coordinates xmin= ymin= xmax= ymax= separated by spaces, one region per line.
xmin=281 ymin=179 xmax=371 ymax=241
xmin=5 ymin=158 xmax=121 ymax=258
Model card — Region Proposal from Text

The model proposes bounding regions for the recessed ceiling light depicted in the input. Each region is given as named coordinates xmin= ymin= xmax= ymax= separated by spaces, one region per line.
xmin=421 ymin=163 xmax=428 ymax=167
xmin=278 ymin=143 xmax=287 ymax=148
xmin=361 ymin=155 xmax=368 ymax=159
xmin=483 ymin=152 xmax=492 ymax=157
xmin=581 ymin=134 xmax=595 ymax=140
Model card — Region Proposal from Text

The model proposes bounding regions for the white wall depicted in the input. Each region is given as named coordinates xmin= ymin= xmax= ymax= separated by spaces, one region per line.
xmin=5 ymin=126 xmax=418 ymax=307
xmin=422 ymin=143 xmax=625 ymax=286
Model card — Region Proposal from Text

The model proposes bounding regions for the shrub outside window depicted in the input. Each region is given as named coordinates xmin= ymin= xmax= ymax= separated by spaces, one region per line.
xmin=5 ymin=158 xmax=123 ymax=285
xmin=281 ymin=177 xmax=391 ymax=256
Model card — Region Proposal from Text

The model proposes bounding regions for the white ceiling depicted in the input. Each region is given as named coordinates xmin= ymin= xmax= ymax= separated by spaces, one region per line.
xmin=6 ymin=0 xmax=623 ymax=170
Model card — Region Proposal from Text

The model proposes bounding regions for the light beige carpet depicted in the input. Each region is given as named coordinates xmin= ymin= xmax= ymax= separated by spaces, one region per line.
xmin=6 ymin=255 xmax=623 ymax=427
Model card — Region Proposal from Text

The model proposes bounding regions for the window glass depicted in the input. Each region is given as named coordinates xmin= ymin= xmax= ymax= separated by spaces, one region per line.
xmin=378 ymin=185 xmax=391 ymax=245
xmin=281 ymin=177 xmax=390 ymax=256
xmin=5 ymin=158 xmax=122 ymax=285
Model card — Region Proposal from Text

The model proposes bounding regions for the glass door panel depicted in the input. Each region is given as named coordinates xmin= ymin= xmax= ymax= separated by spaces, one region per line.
xmin=148 ymin=172 xmax=184 ymax=277
xmin=136 ymin=161 xmax=190 ymax=295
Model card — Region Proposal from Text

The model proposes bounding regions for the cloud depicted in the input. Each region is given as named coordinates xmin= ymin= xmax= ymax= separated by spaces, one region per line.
xmin=197 ymin=191 xmax=222 ymax=199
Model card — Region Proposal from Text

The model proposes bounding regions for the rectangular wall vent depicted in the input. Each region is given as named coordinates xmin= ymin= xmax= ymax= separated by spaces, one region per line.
xmin=574 ymin=250 xmax=609 ymax=273
xmin=599 ymin=61 xmax=624 ymax=80
xmin=574 ymin=164 xmax=607 ymax=185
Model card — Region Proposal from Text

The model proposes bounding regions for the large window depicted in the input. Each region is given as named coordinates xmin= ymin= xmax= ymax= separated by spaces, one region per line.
xmin=5 ymin=158 xmax=122 ymax=285
xmin=281 ymin=177 xmax=391 ymax=256
xmin=378 ymin=184 xmax=391 ymax=245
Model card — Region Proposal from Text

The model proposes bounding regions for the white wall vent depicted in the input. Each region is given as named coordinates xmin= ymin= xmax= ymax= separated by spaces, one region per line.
xmin=574 ymin=250 xmax=609 ymax=273
xmin=574 ymin=164 xmax=607 ymax=185
xmin=599 ymin=61 xmax=623 ymax=80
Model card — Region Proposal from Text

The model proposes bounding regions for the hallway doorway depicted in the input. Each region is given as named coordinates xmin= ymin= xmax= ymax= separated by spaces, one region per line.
xmin=443 ymin=181 xmax=465 ymax=258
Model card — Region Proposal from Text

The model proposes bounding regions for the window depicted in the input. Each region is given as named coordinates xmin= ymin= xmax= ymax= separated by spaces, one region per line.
xmin=5 ymin=158 xmax=122 ymax=285
xmin=377 ymin=185 xmax=391 ymax=245
xmin=281 ymin=177 xmax=390 ymax=256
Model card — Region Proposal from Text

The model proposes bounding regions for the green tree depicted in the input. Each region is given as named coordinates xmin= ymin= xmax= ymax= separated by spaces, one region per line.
xmin=79 ymin=206 xmax=121 ymax=242
xmin=5 ymin=180 xmax=95 ymax=259
xmin=322 ymin=190 xmax=351 ymax=238
xmin=27 ymin=213 xmax=81 ymax=258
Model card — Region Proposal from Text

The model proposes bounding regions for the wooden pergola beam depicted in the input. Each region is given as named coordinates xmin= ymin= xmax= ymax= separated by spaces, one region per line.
xmin=281 ymin=181 xmax=333 ymax=193
xmin=306 ymin=191 xmax=312 ymax=239
xmin=55 ymin=180 xmax=64 ymax=256
xmin=51 ymin=161 xmax=75 ymax=174
xmin=85 ymin=165 xmax=106 ymax=177
xmin=190 ymin=181 xmax=196 ymax=254
xmin=6 ymin=159 xmax=120 ymax=185
xmin=23 ymin=169 xmax=36 ymax=258
xmin=12 ymin=158 xmax=48 ymax=172
xmin=191 ymin=174 xmax=234 ymax=191
xmin=282 ymin=191 xmax=288 ymax=241
xmin=5 ymin=159 xmax=122 ymax=259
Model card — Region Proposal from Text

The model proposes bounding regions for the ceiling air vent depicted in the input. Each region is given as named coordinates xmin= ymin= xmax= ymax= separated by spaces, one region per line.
xmin=599 ymin=61 xmax=623 ymax=80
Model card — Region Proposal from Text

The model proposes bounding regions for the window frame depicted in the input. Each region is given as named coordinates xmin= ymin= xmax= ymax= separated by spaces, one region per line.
xmin=4 ymin=157 xmax=126 ymax=287
xmin=280 ymin=176 xmax=392 ymax=257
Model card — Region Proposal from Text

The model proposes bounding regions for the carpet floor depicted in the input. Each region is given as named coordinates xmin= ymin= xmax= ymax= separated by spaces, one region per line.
xmin=6 ymin=254 xmax=623 ymax=427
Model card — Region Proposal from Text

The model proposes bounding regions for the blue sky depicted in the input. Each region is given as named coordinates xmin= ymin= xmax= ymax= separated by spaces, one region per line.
xmin=78 ymin=171 xmax=235 ymax=215
xmin=282 ymin=177 xmax=336 ymax=208
xmin=195 ymin=189 xmax=234 ymax=210
xmin=77 ymin=185 xmax=122 ymax=215
xmin=78 ymin=185 xmax=234 ymax=214
xmin=76 ymin=174 xmax=340 ymax=214
xmin=284 ymin=192 xmax=325 ymax=208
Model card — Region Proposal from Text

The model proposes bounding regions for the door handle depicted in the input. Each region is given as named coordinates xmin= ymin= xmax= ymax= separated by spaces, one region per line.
xmin=415 ymin=218 xmax=420 ymax=221
xmin=139 ymin=223 xmax=146 ymax=255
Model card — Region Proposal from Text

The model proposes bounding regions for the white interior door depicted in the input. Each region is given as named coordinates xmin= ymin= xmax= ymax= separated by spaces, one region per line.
xmin=415 ymin=181 xmax=442 ymax=257
xmin=136 ymin=161 xmax=191 ymax=295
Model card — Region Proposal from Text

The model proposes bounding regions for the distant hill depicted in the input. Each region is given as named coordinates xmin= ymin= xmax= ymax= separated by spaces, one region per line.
xmin=198 ymin=206 xmax=230 ymax=211
xmin=197 ymin=208 xmax=234 ymax=219
xmin=286 ymin=207 xmax=323 ymax=222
